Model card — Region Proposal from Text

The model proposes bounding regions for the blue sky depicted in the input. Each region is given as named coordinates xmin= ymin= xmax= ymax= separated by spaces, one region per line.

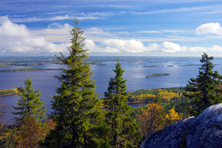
xmin=1 ymin=0 xmax=222 ymax=56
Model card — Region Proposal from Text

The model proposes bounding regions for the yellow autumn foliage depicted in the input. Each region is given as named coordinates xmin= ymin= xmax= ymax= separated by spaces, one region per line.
xmin=136 ymin=103 xmax=166 ymax=139
xmin=166 ymin=108 xmax=181 ymax=121
xmin=0 ymin=88 xmax=18 ymax=96
xmin=130 ymin=89 xmax=184 ymax=102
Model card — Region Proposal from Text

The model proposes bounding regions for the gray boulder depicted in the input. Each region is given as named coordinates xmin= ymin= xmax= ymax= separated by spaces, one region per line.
xmin=141 ymin=103 xmax=222 ymax=148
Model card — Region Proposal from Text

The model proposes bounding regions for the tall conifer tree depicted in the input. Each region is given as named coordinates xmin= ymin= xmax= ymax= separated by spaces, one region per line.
xmin=103 ymin=59 xmax=139 ymax=147
xmin=184 ymin=52 xmax=222 ymax=116
xmin=51 ymin=19 xmax=105 ymax=147
xmin=13 ymin=77 xmax=46 ymax=122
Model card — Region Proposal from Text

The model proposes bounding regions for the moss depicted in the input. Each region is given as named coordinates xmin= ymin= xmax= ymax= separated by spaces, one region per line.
xmin=215 ymin=125 xmax=222 ymax=129
xmin=180 ymin=129 xmax=188 ymax=148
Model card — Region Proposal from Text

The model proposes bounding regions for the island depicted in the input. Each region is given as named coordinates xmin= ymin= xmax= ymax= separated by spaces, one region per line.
xmin=146 ymin=73 xmax=170 ymax=78
xmin=96 ymin=64 xmax=107 ymax=66
xmin=177 ymin=64 xmax=202 ymax=67
xmin=142 ymin=65 xmax=163 ymax=68
xmin=0 ymin=88 xmax=18 ymax=96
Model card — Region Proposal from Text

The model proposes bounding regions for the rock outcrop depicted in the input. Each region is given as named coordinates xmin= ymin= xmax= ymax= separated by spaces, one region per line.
xmin=141 ymin=103 xmax=222 ymax=148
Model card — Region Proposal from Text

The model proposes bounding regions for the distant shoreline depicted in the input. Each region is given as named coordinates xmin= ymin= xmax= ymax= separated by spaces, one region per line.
xmin=0 ymin=68 xmax=62 ymax=72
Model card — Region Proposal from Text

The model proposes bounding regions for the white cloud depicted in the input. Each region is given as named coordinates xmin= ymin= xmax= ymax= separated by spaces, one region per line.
xmin=12 ymin=15 xmax=71 ymax=23
xmin=32 ymin=23 xmax=72 ymax=42
xmin=12 ymin=14 xmax=105 ymax=23
xmin=79 ymin=12 xmax=113 ymax=19
xmin=159 ymin=42 xmax=186 ymax=53
xmin=1 ymin=17 xmax=222 ymax=56
xmin=137 ymin=30 xmax=161 ymax=34
xmin=84 ymin=27 xmax=197 ymax=42
xmin=85 ymin=39 xmax=222 ymax=54
xmin=131 ymin=6 xmax=208 ymax=15
xmin=196 ymin=23 xmax=222 ymax=35
xmin=163 ymin=30 xmax=194 ymax=34
xmin=102 ymin=39 xmax=147 ymax=53
xmin=86 ymin=27 xmax=114 ymax=37
xmin=209 ymin=45 xmax=222 ymax=52
xmin=85 ymin=39 xmax=185 ymax=53
xmin=0 ymin=16 xmax=69 ymax=54
xmin=206 ymin=10 xmax=222 ymax=14
xmin=136 ymin=30 xmax=194 ymax=36
xmin=11 ymin=12 xmax=113 ymax=23
xmin=187 ymin=45 xmax=222 ymax=52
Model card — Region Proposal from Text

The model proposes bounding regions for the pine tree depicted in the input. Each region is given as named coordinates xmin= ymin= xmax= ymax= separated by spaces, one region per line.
xmin=13 ymin=76 xmax=46 ymax=122
xmin=51 ymin=19 xmax=106 ymax=147
xmin=103 ymin=59 xmax=139 ymax=147
xmin=184 ymin=52 xmax=222 ymax=116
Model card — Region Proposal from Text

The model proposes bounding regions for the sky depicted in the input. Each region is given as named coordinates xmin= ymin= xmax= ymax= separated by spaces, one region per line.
xmin=1 ymin=0 xmax=222 ymax=57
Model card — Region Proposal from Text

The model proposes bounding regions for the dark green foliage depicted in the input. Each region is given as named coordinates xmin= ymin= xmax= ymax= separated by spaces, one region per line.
xmin=12 ymin=77 xmax=46 ymax=122
xmin=129 ymin=87 xmax=189 ymax=116
xmin=0 ymin=105 xmax=3 ymax=117
xmin=51 ymin=19 xmax=106 ymax=147
xmin=103 ymin=59 xmax=139 ymax=147
xmin=184 ymin=52 xmax=222 ymax=116
xmin=130 ymin=87 xmax=190 ymax=121
xmin=130 ymin=87 xmax=185 ymax=96
xmin=0 ymin=126 xmax=18 ymax=148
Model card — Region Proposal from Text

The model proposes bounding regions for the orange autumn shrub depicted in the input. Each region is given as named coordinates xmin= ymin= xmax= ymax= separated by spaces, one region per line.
xmin=17 ymin=116 xmax=44 ymax=148
xmin=16 ymin=117 xmax=56 ymax=148
xmin=136 ymin=103 xmax=166 ymax=140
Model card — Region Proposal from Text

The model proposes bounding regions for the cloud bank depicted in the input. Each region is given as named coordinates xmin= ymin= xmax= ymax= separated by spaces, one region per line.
xmin=12 ymin=15 xmax=71 ymax=23
xmin=0 ymin=16 xmax=69 ymax=54
xmin=11 ymin=12 xmax=113 ymax=23
xmin=1 ymin=17 xmax=222 ymax=56
xmin=85 ymin=39 xmax=222 ymax=54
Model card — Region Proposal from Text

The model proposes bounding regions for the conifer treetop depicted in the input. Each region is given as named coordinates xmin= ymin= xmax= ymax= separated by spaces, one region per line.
xmin=184 ymin=52 xmax=222 ymax=116
xmin=13 ymin=76 xmax=46 ymax=122
xmin=51 ymin=19 xmax=104 ymax=147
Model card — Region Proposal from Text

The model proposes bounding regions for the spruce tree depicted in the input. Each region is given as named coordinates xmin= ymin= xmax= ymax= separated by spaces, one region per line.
xmin=184 ymin=52 xmax=222 ymax=116
xmin=13 ymin=76 xmax=46 ymax=122
xmin=51 ymin=19 xmax=106 ymax=147
xmin=103 ymin=59 xmax=139 ymax=147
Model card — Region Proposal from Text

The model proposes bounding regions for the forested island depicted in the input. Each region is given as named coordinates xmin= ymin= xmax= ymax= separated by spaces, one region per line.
xmin=146 ymin=73 xmax=170 ymax=78
xmin=142 ymin=65 xmax=163 ymax=68
xmin=0 ymin=88 xmax=18 ymax=96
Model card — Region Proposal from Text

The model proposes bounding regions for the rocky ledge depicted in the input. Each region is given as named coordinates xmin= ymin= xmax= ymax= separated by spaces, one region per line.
xmin=141 ymin=103 xmax=222 ymax=148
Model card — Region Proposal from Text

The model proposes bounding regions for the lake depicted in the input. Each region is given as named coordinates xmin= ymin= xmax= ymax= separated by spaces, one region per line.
xmin=1 ymin=57 xmax=222 ymax=123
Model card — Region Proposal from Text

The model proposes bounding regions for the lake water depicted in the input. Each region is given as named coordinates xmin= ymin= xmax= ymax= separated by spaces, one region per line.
xmin=1 ymin=57 xmax=222 ymax=123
